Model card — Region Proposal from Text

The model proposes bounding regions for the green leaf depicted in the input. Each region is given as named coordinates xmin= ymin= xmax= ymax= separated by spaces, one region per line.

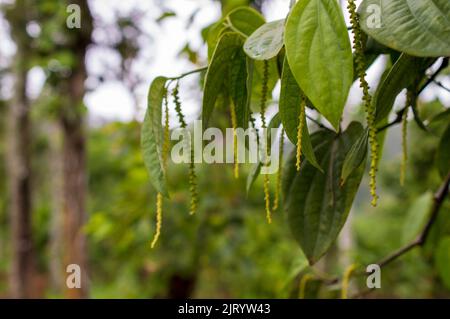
xmin=141 ymin=76 xmax=169 ymax=196
xmin=285 ymin=0 xmax=353 ymax=130
xmin=373 ymin=54 xmax=434 ymax=124
xmin=244 ymin=19 xmax=285 ymax=61
xmin=436 ymin=237 xmax=450 ymax=289
xmin=284 ymin=122 xmax=365 ymax=264
xmin=341 ymin=129 xmax=369 ymax=185
xmin=246 ymin=160 xmax=262 ymax=195
xmin=429 ymin=108 xmax=450 ymax=125
xmin=229 ymin=46 xmax=249 ymax=128
xmin=359 ymin=0 xmax=450 ymax=57
xmin=156 ymin=11 xmax=176 ymax=23
xmin=279 ymin=58 xmax=322 ymax=171
xmin=206 ymin=7 xmax=265 ymax=59
xmin=402 ymin=192 xmax=433 ymax=244
xmin=202 ymin=33 xmax=245 ymax=126
xmin=227 ymin=6 xmax=265 ymax=37
xmin=246 ymin=113 xmax=281 ymax=194
xmin=436 ymin=124 xmax=450 ymax=178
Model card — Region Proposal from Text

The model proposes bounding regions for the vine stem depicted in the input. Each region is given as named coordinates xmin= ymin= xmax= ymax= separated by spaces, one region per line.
xmin=318 ymin=171 xmax=450 ymax=292
xmin=376 ymin=58 xmax=449 ymax=134
xmin=168 ymin=66 xmax=208 ymax=81
xmin=377 ymin=171 xmax=450 ymax=268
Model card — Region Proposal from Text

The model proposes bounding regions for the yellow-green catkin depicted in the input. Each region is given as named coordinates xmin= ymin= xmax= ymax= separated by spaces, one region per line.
xmin=348 ymin=0 xmax=379 ymax=206
xmin=151 ymin=92 xmax=171 ymax=248
xmin=260 ymin=60 xmax=272 ymax=224
xmin=296 ymin=97 xmax=306 ymax=171
xmin=230 ymin=103 xmax=239 ymax=179
xmin=299 ymin=273 xmax=314 ymax=299
xmin=273 ymin=128 xmax=285 ymax=211
xmin=151 ymin=193 xmax=163 ymax=248
xmin=341 ymin=264 xmax=358 ymax=299
xmin=173 ymin=83 xmax=198 ymax=215
xmin=400 ymin=91 xmax=412 ymax=186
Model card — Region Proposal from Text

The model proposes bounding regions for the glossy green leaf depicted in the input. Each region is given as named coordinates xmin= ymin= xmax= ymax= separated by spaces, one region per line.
xmin=436 ymin=124 xmax=450 ymax=178
xmin=227 ymin=6 xmax=265 ymax=37
xmin=141 ymin=76 xmax=169 ymax=196
xmin=341 ymin=129 xmax=368 ymax=185
xmin=359 ymin=0 xmax=450 ymax=57
xmin=202 ymin=33 xmax=245 ymax=126
xmin=402 ymin=192 xmax=433 ymax=244
xmin=285 ymin=0 xmax=353 ymax=130
xmin=229 ymin=46 xmax=249 ymax=128
xmin=373 ymin=54 xmax=434 ymax=124
xmin=435 ymin=237 xmax=450 ymax=289
xmin=244 ymin=19 xmax=285 ymax=61
xmin=429 ymin=108 xmax=450 ymax=125
xmin=279 ymin=58 xmax=322 ymax=171
xmin=284 ymin=122 xmax=365 ymax=264
xmin=206 ymin=7 xmax=265 ymax=59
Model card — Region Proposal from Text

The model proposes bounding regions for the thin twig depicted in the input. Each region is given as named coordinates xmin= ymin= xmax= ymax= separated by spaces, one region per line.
xmin=432 ymin=79 xmax=450 ymax=93
xmin=376 ymin=58 xmax=449 ymax=134
xmin=168 ymin=66 xmax=208 ymax=80
xmin=353 ymin=171 xmax=450 ymax=297
xmin=376 ymin=108 xmax=406 ymax=133
xmin=306 ymin=114 xmax=327 ymax=129
xmin=316 ymin=172 xmax=450 ymax=296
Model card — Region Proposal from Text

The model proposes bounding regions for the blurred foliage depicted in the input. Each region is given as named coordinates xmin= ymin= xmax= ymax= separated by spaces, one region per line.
xmin=0 ymin=0 xmax=448 ymax=299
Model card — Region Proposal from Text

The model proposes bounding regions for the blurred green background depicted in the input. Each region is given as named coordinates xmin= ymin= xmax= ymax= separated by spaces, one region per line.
xmin=0 ymin=0 xmax=449 ymax=298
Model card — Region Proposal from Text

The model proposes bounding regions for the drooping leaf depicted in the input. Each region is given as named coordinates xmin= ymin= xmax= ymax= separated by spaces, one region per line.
xmin=341 ymin=129 xmax=369 ymax=185
xmin=279 ymin=57 xmax=322 ymax=171
xmin=436 ymin=124 xmax=450 ymax=178
xmin=246 ymin=161 xmax=262 ymax=195
xmin=203 ymin=33 xmax=245 ymax=126
xmin=359 ymin=0 xmax=450 ymax=57
xmin=284 ymin=122 xmax=365 ymax=264
xmin=285 ymin=0 xmax=353 ymax=130
xmin=435 ymin=236 xmax=450 ymax=289
xmin=244 ymin=19 xmax=285 ymax=61
xmin=206 ymin=7 xmax=265 ymax=59
xmin=206 ymin=21 xmax=227 ymax=59
xmin=229 ymin=47 xmax=249 ymax=128
xmin=373 ymin=54 xmax=434 ymax=124
xmin=429 ymin=108 xmax=450 ymax=125
xmin=402 ymin=192 xmax=433 ymax=244
xmin=141 ymin=76 xmax=169 ymax=196
xmin=227 ymin=6 xmax=265 ymax=37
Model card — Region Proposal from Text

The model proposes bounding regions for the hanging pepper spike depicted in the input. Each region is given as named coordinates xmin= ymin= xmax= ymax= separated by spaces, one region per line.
xmin=172 ymin=82 xmax=198 ymax=215
xmin=296 ymin=96 xmax=306 ymax=171
xmin=260 ymin=60 xmax=272 ymax=223
xmin=341 ymin=263 xmax=358 ymax=299
xmin=348 ymin=0 xmax=379 ymax=206
xmin=151 ymin=91 xmax=171 ymax=248
xmin=230 ymin=103 xmax=239 ymax=179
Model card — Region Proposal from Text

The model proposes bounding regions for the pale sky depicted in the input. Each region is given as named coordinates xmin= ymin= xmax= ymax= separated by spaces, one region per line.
xmin=0 ymin=0 xmax=448 ymax=124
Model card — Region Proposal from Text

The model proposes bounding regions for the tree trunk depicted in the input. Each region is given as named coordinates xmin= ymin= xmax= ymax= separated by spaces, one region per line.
xmin=6 ymin=1 xmax=36 ymax=297
xmin=60 ymin=0 xmax=93 ymax=298
xmin=48 ymin=123 xmax=64 ymax=293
